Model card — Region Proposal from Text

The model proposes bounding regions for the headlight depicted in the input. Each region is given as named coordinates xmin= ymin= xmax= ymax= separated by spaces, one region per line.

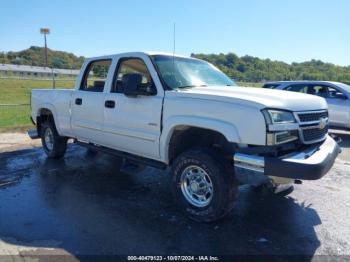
xmin=262 ymin=109 xmax=299 ymax=145
xmin=265 ymin=110 xmax=296 ymax=124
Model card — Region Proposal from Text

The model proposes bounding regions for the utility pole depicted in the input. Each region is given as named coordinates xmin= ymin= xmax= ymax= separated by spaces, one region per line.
xmin=40 ymin=28 xmax=50 ymax=68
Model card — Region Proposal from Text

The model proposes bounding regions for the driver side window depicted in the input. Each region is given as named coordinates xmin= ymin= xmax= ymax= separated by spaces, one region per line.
xmin=307 ymin=85 xmax=329 ymax=98
xmin=328 ymin=87 xmax=345 ymax=99
xmin=112 ymin=58 xmax=155 ymax=93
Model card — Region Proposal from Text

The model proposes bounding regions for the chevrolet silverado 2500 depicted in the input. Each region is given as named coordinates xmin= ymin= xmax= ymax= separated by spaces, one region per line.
xmin=30 ymin=52 xmax=341 ymax=222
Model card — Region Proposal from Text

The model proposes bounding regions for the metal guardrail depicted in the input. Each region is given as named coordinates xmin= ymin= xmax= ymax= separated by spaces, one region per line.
xmin=0 ymin=103 xmax=30 ymax=106
xmin=0 ymin=76 xmax=76 ymax=81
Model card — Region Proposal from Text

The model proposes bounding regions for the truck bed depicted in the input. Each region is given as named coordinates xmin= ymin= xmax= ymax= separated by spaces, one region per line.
xmin=31 ymin=89 xmax=74 ymax=136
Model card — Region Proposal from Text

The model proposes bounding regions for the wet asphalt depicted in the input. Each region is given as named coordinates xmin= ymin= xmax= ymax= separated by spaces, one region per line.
xmin=0 ymin=133 xmax=349 ymax=258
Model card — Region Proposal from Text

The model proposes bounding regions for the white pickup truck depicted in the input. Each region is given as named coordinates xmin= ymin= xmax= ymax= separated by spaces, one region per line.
xmin=30 ymin=52 xmax=340 ymax=222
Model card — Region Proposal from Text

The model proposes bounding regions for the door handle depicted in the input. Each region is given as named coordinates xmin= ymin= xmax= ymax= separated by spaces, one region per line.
xmin=105 ymin=100 xmax=115 ymax=108
xmin=75 ymin=98 xmax=82 ymax=105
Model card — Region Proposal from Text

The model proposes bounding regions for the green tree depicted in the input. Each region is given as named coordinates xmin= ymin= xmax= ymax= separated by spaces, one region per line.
xmin=192 ymin=52 xmax=350 ymax=83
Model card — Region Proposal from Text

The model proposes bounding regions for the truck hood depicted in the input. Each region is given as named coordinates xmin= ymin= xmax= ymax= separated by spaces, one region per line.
xmin=172 ymin=86 xmax=328 ymax=111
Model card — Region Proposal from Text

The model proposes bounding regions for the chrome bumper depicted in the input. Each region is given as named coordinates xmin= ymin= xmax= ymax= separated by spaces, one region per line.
xmin=234 ymin=153 xmax=267 ymax=186
xmin=233 ymin=135 xmax=341 ymax=185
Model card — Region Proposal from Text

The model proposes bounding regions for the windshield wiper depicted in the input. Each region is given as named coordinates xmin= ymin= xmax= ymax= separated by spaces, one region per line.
xmin=176 ymin=84 xmax=207 ymax=89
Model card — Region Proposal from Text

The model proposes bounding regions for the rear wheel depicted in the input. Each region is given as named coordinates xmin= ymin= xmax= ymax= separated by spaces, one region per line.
xmin=171 ymin=148 xmax=238 ymax=222
xmin=41 ymin=121 xmax=67 ymax=158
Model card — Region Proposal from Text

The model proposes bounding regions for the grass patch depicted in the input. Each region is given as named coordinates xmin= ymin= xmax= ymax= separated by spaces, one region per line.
xmin=237 ymin=82 xmax=263 ymax=88
xmin=0 ymin=78 xmax=75 ymax=104
xmin=0 ymin=78 xmax=75 ymax=131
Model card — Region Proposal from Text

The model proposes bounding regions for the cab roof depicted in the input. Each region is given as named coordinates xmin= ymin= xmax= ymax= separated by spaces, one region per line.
xmin=86 ymin=51 xmax=192 ymax=61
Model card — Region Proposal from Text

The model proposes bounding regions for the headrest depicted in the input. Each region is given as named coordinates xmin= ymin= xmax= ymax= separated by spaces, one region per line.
xmin=122 ymin=73 xmax=142 ymax=86
xmin=94 ymin=80 xmax=105 ymax=88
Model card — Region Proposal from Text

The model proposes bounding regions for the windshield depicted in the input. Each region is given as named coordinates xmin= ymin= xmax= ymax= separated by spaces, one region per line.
xmin=151 ymin=55 xmax=236 ymax=89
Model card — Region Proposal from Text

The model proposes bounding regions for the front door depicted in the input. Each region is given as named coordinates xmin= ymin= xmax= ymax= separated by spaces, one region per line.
xmin=102 ymin=57 xmax=163 ymax=159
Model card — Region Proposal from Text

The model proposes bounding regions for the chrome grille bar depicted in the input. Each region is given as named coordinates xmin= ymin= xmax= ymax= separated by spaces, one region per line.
xmin=294 ymin=110 xmax=329 ymax=144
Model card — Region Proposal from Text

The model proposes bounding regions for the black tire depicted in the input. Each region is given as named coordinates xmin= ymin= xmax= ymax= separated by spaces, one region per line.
xmin=41 ymin=121 xmax=67 ymax=159
xmin=171 ymin=148 xmax=239 ymax=222
xmin=85 ymin=143 xmax=99 ymax=155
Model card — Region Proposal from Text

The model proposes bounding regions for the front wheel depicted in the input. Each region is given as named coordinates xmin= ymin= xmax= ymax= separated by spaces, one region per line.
xmin=171 ymin=149 xmax=238 ymax=222
xmin=41 ymin=121 xmax=67 ymax=158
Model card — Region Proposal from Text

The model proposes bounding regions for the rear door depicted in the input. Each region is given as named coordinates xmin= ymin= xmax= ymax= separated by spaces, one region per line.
xmin=71 ymin=59 xmax=112 ymax=143
xmin=102 ymin=55 xmax=164 ymax=159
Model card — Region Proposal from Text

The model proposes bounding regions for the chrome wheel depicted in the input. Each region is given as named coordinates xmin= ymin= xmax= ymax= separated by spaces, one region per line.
xmin=180 ymin=165 xmax=214 ymax=207
xmin=44 ymin=127 xmax=54 ymax=151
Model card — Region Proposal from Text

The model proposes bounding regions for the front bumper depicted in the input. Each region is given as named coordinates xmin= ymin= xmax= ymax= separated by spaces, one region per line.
xmin=234 ymin=135 xmax=341 ymax=184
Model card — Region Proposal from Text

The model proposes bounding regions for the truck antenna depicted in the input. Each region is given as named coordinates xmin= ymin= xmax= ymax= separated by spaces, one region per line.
xmin=172 ymin=23 xmax=176 ymax=79
xmin=173 ymin=23 xmax=176 ymax=57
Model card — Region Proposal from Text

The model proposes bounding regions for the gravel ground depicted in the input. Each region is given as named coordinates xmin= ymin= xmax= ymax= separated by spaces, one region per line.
xmin=0 ymin=131 xmax=349 ymax=260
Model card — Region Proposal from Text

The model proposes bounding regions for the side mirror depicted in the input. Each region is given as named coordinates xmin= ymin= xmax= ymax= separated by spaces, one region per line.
xmin=335 ymin=92 xmax=348 ymax=100
xmin=123 ymin=73 xmax=142 ymax=97
xmin=123 ymin=73 xmax=157 ymax=97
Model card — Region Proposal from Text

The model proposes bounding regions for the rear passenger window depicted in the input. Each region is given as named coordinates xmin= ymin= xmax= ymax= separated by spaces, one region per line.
xmin=285 ymin=84 xmax=308 ymax=93
xmin=80 ymin=60 xmax=112 ymax=92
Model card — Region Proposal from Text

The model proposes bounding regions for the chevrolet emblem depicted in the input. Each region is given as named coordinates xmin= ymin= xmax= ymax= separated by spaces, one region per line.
xmin=318 ymin=117 xmax=328 ymax=130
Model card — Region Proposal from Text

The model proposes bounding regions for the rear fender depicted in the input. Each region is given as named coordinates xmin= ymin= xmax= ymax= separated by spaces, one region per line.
xmin=35 ymin=103 xmax=61 ymax=135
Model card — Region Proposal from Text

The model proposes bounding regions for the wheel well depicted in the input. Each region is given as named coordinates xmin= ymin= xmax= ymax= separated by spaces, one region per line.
xmin=168 ymin=126 xmax=234 ymax=164
xmin=36 ymin=108 xmax=54 ymax=136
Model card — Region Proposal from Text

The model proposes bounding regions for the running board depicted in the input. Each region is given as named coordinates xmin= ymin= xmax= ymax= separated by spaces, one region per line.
xmin=75 ymin=140 xmax=167 ymax=170
xmin=27 ymin=129 xmax=39 ymax=139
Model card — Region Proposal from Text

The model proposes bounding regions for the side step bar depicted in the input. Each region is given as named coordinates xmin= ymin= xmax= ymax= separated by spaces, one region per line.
xmin=75 ymin=140 xmax=167 ymax=170
xmin=27 ymin=129 xmax=39 ymax=139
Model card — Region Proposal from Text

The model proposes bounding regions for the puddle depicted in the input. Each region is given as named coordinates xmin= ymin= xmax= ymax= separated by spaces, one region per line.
xmin=0 ymin=173 xmax=25 ymax=188
xmin=5 ymin=153 xmax=41 ymax=171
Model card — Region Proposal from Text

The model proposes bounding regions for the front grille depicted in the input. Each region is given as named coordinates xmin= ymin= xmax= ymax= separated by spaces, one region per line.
xmin=296 ymin=110 xmax=329 ymax=144
xmin=298 ymin=111 xmax=328 ymax=122
xmin=302 ymin=126 xmax=328 ymax=142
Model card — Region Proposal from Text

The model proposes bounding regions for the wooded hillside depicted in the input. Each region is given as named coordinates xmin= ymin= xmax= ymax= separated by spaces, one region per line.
xmin=193 ymin=53 xmax=350 ymax=83
xmin=1 ymin=47 xmax=350 ymax=83
xmin=0 ymin=46 xmax=84 ymax=69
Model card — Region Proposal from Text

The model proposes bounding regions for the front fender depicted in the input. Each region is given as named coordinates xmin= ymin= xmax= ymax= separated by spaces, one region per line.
xmin=159 ymin=116 xmax=241 ymax=163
